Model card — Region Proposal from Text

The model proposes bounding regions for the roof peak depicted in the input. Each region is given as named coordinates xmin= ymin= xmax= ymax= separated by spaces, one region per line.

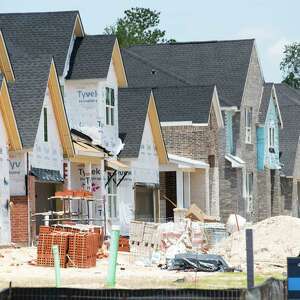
xmin=0 ymin=10 xmax=79 ymax=16
xmin=120 ymin=85 xmax=216 ymax=92
xmin=127 ymin=38 xmax=255 ymax=48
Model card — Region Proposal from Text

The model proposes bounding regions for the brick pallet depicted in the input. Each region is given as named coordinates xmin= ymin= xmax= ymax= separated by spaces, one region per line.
xmin=37 ymin=232 xmax=70 ymax=268
xmin=37 ymin=225 xmax=102 ymax=268
xmin=68 ymin=232 xmax=98 ymax=268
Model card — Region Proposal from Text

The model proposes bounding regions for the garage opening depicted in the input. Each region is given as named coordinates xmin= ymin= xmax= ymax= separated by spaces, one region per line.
xmin=134 ymin=184 xmax=159 ymax=222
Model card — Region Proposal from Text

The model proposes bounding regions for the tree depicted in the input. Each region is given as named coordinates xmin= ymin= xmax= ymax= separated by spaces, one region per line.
xmin=104 ymin=7 xmax=175 ymax=48
xmin=280 ymin=42 xmax=300 ymax=89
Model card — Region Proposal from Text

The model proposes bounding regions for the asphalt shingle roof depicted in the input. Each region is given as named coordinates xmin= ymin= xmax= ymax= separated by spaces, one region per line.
xmin=121 ymin=49 xmax=190 ymax=87
xmin=7 ymin=54 xmax=52 ymax=148
xmin=258 ymin=83 xmax=273 ymax=124
xmin=118 ymin=88 xmax=151 ymax=158
xmin=118 ymin=85 xmax=215 ymax=158
xmin=67 ymin=35 xmax=116 ymax=80
xmin=152 ymin=85 xmax=215 ymax=123
xmin=0 ymin=11 xmax=78 ymax=76
xmin=275 ymin=83 xmax=300 ymax=176
xmin=123 ymin=39 xmax=255 ymax=106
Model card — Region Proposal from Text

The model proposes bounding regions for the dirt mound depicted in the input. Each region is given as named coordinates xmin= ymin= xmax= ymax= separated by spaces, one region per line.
xmin=211 ymin=216 xmax=300 ymax=268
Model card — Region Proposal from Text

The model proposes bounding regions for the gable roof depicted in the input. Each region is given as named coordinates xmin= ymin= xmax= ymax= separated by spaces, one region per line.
xmin=67 ymin=35 xmax=116 ymax=80
xmin=0 ymin=11 xmax=81 ymax=76
xmin=7 ymin=54 xmax=52 ymax=148
xmin=152 ymin=85 xmax=215 ymax=124
xmin=0 ymin=30 xmax=15 ymax=81
xmin=123 ymin=39 xmax=255 ymax=106
xmin=118 ymin=88 xmax=167 ymax=163
xmin=258 ymin=83 xmax=282 ymax=126
xmin=118 ymin=88 xmax=150 ymax=158
xmin=67 ymin=35 xmax=127 ymax=86
xmin=6 ymin=50 xmax=74 ymax=156
xmin=0 ymin=75 xmax=22 ymax=150
xmin=275 ymin=83 xmax=300 ymax=176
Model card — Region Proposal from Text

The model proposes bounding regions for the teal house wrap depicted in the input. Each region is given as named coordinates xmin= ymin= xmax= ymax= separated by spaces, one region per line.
xmin=257 ymin=83 xmax=282 ymax=171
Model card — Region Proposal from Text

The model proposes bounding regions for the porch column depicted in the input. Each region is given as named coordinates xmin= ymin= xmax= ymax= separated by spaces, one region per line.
xmin=183 ymin=172 xmax=191 ymax=208
xmin=176 ymin=170 xmax=184 ymax=208
xmin=205 ymin=168 xmax=210 ymax=215
xmin=84 ymin=162 xmax=93 ymax=223
xmin=67 ymin=160 xmax=72 ymax=190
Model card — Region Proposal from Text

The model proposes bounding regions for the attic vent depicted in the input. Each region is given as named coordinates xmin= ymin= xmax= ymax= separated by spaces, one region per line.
xmin=151 ymin=69 xmax=157 ymax=75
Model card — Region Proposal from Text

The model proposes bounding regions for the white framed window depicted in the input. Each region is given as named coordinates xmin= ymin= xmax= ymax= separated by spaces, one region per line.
xmin=268 ymin=126 xmax=275 ymax=149
xmin=245 ymin=107 xmax=252 ymax=144
xmin=107 ymin=171 xmax=118 ymax=218
xmin=106 ymin=87 xmax=115 ymax=126
xmin=245 ymin=172 xmax=254 ymax=213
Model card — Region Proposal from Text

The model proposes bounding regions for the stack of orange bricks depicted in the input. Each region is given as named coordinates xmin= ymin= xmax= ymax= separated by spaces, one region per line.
xmin=37 ymin=225 xmax=102 ymax=268
xmin=54 ymin=189 xmax=93 ymax=198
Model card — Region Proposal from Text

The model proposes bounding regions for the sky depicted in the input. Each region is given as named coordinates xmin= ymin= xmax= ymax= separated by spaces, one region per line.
xmin=1 ymin=0 xmax=298 ymax=82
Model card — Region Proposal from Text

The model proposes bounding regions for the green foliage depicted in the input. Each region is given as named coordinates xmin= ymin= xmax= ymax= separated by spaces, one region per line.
xmin=104 ymin=7 xmax=175 ymax=48
xmin=280 ymin=42 xmax=300 ymax=89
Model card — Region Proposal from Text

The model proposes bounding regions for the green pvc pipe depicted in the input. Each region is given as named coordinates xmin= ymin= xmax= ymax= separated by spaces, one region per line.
xmin=106 ymin=225 xmax=120 ymax=288
xmin=52 ymin=245 xmax=61 ymax=288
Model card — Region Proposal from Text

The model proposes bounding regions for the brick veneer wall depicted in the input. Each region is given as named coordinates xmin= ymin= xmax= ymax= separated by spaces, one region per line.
xmin=257 ymin=169 xmax=271 ymax=221
xmin=161 ymin=109 xmax=219 ymax=163
xmin=281 ymin=177 xmax=292 ymax=211
xmin=218 ymin=46 xmax=279 ymax=223
xmin=161 ymin=108 xmax=220 ymax=217
xmin=10 ymin=196 xmax=28 ymax=244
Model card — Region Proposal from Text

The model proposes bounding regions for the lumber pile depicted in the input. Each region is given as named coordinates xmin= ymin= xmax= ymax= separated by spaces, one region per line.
xmin=37 ymin=225 xmax=103 ymax=268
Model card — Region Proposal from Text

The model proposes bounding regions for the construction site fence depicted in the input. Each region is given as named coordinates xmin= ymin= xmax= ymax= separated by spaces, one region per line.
xmin=0 ymin=278 xmax=287 ymax=300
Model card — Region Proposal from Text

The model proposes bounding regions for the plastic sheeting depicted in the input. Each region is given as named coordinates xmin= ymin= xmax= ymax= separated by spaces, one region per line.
xmin=168 ymin=253 xmax=231 ymax=272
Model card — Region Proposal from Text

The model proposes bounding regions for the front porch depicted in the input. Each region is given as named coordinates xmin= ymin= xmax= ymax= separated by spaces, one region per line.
xmin=159 ymin=154 xmax=209 ymax=221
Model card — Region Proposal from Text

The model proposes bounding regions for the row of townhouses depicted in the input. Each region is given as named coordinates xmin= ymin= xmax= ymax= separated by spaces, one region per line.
xmin=0 ymin=11 xmax=299 ymax=245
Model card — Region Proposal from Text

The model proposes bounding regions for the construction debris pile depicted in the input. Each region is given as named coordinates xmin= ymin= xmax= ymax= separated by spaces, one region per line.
xmin=37 ymin=224 xmax=103 ymax=268
xmin=129 ymin=210 xmax=227 ymax=266
xmin=211 ymin=216 xmax=300 ymax=269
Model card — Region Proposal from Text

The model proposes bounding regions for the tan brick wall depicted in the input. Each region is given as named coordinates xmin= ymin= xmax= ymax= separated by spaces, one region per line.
xmin=161 ymin=108 xmax=219 ymax=163
xmin=10 ymin=196 xmax=28 ymax=244
xmin=161 ymin=109 xmax=220 ymax=216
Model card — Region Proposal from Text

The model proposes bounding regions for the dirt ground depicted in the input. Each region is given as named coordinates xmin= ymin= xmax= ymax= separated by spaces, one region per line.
xmin=0 ymin=247 xmax=286 ymax=290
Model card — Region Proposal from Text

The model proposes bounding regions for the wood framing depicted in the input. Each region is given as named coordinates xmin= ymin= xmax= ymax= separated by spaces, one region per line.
xmin=71 ymin=140 xmax=105 ymax=163
xmin=48 ymin=59 xmax=74 ymax=158
xmin=112 ymin=39 xmax=128 ymax=88
xmin=0 ymin=78 xmax=22 ymax=150
xmin=148 ymin=92 xmax=168 ymax=164
xmin=0 ymin=30 xmax=15 ymax=82
xmin=73 ymin=14 xmax=85 ymax=37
